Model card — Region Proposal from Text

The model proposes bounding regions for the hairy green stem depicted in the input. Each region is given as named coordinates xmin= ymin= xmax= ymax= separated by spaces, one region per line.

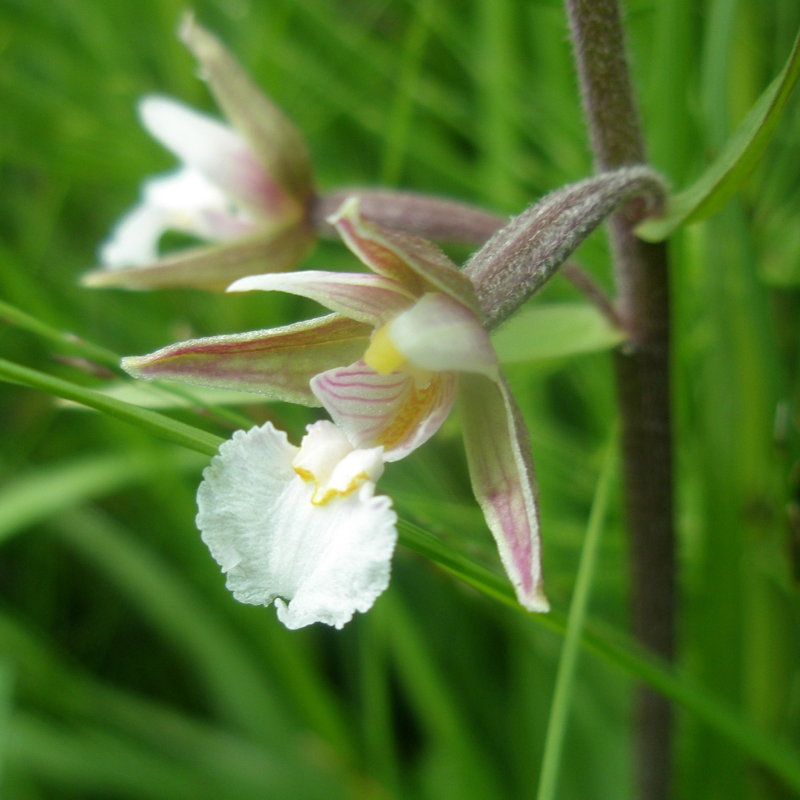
xmin=564 ymin=2 xmax=675 ymax=799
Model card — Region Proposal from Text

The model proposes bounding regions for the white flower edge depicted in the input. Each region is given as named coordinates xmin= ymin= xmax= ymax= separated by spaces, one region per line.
xmin=99 ymin=166 xmax=255 ymax=269
xmin=139 ymin=95 xmax=280 ymax=217
xmin=196 ymin=420 xmax=397 ymax=629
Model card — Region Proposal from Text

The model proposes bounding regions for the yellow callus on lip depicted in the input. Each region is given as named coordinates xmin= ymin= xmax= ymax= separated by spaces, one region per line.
xmin=290 ymin=421 xmax=386 ymax=507
xmin=363 ymin=323 xmax=406 ymax=375
xmin=294 ymin=465 xmax=370 ymax=506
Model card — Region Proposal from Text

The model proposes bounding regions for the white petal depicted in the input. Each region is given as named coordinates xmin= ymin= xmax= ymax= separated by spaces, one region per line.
xmin=196 ymin=422 xmax=397 ymax=629
xmin=99 ymin=168 xmax=256 ymax=268
xmin=142 ymin=165 xmax=227 ymax=211
xmin=389 ymin=293 xmax=498 ymax=377
xmin=99 ymin=202 xmax=169 ymax=268
xmin=143 ymin=167 xmax=256 ymax=240
xmin=228 ymin=270 xmax=415 ymax=326
xmin=139 ymin=95 xmax=284 ymax=216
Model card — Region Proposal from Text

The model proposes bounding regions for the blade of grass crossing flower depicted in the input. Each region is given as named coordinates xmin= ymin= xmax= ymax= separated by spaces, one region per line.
xmin=397 ymin=518 xmax=521 ymax=610
xmin=536 ymin=428 xmax=618 ymax=800
xmin=637 ymin=27 xmax=800 ymax=241
xmin=0 ymin=300 xmax=254 ymax=429
xmin=0 ymin=299 xmax=120 ymax=369
xmin=0 ymin=358 xmax=223 ymax=456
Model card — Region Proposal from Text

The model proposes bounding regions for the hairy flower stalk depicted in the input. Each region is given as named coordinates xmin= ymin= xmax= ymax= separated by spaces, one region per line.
xmin=84 ymin=15 xmax=507 ymax=291
xmin=466 ymin=166 xmax=666 ymax=329
xmin=565 ymin=2 xmax=675 ymax=799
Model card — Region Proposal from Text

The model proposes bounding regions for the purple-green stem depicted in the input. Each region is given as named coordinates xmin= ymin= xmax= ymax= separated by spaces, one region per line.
xmin=314 ymin=189 xmax=507 ymax=246
xmin=564 ymin=2 xmax=675 ymax=800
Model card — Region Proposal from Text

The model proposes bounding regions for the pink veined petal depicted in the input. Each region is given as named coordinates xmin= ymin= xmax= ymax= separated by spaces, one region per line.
xmin=458 ymin=373 xmax=548 ymax=613
xmin=121 ymin=314 xmax=371 ymax=405
xmin=388 ymin=293 xmax=499 ymax=377
xmin=328 ymin=198 xmax=484 ymax=316
xmin=139 ymin=95 xmax=290 ymax=218
xmin=196 ymin=422 xmax=397 ymax=630
xmin=310 ymin=361 xmax=458 ymax=461
xmin=228 ymin=270 xmax=416 ymax=326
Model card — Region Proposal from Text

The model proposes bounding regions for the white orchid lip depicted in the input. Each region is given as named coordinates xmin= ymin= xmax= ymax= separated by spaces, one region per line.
xmin=197 ymin=420 xmax=397 ymax=630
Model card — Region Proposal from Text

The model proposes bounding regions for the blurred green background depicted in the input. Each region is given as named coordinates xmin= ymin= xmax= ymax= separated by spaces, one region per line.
xmin=1 ymin=0 xmax=799 ymax=798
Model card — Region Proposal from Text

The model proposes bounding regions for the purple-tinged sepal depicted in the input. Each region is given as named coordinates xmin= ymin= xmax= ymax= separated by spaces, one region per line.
xmin=122 ymin=315 xmax=370 ymax=405
xmin=228 ymin=270 xmax=416 ymax=326
xmin=179 ymin=13 xmax=313 ymax=207
xmin=87 ymin=222 xmax=314 ymax=291
xmin=459 ymin=373 xmax=549 ymax=612
xmin=329 ymin=198 xmax=483 ymax=316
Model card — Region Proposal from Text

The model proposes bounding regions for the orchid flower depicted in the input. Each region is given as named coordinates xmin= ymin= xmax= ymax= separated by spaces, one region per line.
xmin=123 ymin=199 xmax=548 ymax=613
xmin=198 ymin=419 xmax=397 ymax=629
xmin=84 ymin=15 xmax=315 ymax=290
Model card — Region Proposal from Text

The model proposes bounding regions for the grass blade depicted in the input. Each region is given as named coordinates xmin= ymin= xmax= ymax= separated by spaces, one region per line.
xmin=637 ymin=27 xmax=800 ymax=241
xmin=536 ymin=429 xmax=618 ymax=800
xmin=0 ymin=358 xmax=223 ymax=456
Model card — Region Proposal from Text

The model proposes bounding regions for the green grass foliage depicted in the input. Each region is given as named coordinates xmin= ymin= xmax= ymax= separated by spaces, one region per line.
xmin=1 ymin=1 xmax=799 ymax=798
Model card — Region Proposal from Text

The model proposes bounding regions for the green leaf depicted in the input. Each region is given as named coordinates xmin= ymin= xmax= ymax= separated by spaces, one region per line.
xmin=0 ymin=359 xmax=223 ymax=456
xmin=60 ymin=380 xmax=269 ymax=411
xmin=637 ymin=28 xmax=800 ymax=241
xmin=0 ymin=298 xmax=120 ymax=369
xmin=491 ymin=303 xmax=624 ymax=364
